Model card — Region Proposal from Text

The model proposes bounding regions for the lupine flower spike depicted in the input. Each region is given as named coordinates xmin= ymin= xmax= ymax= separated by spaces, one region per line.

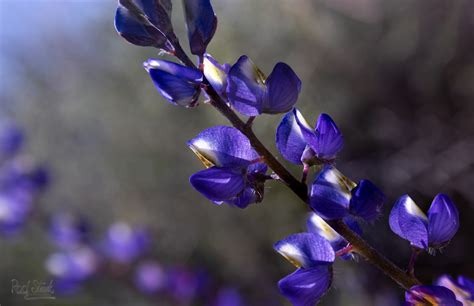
xmin=188 ymin=126 xmax=267 ymax=208
xmin=274 ymin=233 xmax=335 ymax=306
xmin=226 ymin=55 xmax=301 ymax=116
xmin=389 ymin=194 xmax=459 ymax=251
xmin=113 ymin=0 xmax=469 ymax=304
xmin=310 ymin=165 xmax=386 ymax=222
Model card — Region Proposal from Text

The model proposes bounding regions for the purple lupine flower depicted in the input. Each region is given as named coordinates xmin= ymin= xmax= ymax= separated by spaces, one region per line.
xmin=389 ymin=194 xmax=459 ymax=250
xmin=45 ymin=246 xmax=99 ymax=294
xmin=0 ymin=122 xmax=24 ymax=158
xmin=226 ymin=55 xmax=301 ymax=116
xmin=49 ymin=212 xmax=90 ymax=249
xmin=436 ymin=275 xmax=474 ymax=305
xmin=144 ymin=59 xmax=203 ymax=107
xmin=306 ymin=213 xmax=361 ymax=260
xmin=183 ymin=0 xmax=217 ymax=56
xmin=274 ymin=233 xmax=335 ymax=306
xmin=203 ymin=53 xmax=230 ymax=97
xmin=309 ymin=165 xmax=386 ymax=222
xmin=0 ymin=161 xmax=48 ymax=235
xmin=405 ymin=285 xmax=462 ymax=306
xmin=0 ymin=159 xmax=49 ymax=195
xmin=167 ymin=266 xmax=200 ymax=303
xmin=276 ymin=108 xmax=343 ymax=165
xmin=0 ymin=125 xmax=48 ymax=236
xmin=134 ymin=261 xmax=167 ymax=294
xmin=214 ymin=287 xmax=245 ymax=306
xmin=101 ymin=222 xmax=150 ymax=263
xmin=0 ymin=193 xmax=31 ymax=235
xmin=114 ymin=0 xmax=175 ymax=52
xmin=188 ymin=126 xmax=267 ymax=208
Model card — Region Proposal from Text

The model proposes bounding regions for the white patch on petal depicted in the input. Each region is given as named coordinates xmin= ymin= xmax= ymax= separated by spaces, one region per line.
xmin=404 ymin=197 xmax=428 ymax=220
xmin=322 ymin=168 xmax=354 ymax=198
xmin=308 ymin=214 xmax=340 ymax=242
xmin=276 ymin=243 xmax=306 ymax=268
xmin=291 ymin=110 xmax=305 ymax=137
xmin=294 ymin=109 xmax=312 ymax=130
xmin=203 ymin=57 xmax=226 ymax=88
xmin=189 ymin=139 xmax=216 ymax=167
xmin=240 ymin=57 xmax=266 ymax=85
xmin=143 ymin=59 xmax=160 ymax=72
xmin=192 ymin=139 xmax=212 ymax=151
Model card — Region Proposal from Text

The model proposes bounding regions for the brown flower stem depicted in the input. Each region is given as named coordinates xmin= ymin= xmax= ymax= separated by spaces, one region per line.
xmin=407 ymin=247 xmax=422 ymax=277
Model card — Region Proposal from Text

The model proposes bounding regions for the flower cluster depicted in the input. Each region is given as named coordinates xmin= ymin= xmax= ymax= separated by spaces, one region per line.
xmin=0 ymin=119 xmax=248 ymax=304
xmin=0 ymin=122 xmax=48 ymax=236
xmin=114 ymin=1 xmax=467 ymax=305
xmin=45 ymin=212 xmax=246 ymax=305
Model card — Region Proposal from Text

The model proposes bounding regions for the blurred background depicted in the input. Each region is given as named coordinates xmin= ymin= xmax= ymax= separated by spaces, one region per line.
xmin=1 ymin=0 xmax=473 ymax=305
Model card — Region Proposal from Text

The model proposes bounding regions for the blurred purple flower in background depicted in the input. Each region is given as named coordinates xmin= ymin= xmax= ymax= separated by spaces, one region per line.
xmin=42 ymin=211 xmax=249 ymax=303
xmin=101 ymin=222 xmax=150 ymax=263
xmin=0 ymin=122 xmax=24 ymax=158
xmin=45 ymin=246 xmax=99 ymax=294
xmin=0 ymin=122 xmax=48 ymax=236
xmin=214 ymin=287 xmax=245 ymax=306
xmin=49 ymin=212 xmax=90 ymax=249
xmin=133 ymin=260 xmax=167 ymax=294
xmin=166 ymin=266 xmax=200 ymax=303
xmin=0 ymin=193 xmax=30 ymax=235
